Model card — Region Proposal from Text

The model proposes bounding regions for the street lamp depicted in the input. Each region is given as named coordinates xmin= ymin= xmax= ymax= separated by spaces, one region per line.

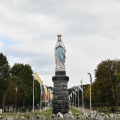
xmin=87 ymin=72 xmax=92 ymax=111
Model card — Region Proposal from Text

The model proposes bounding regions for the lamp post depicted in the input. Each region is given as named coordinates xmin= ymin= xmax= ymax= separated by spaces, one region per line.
xmin=88 ymin=72 xmax=92 ymax=111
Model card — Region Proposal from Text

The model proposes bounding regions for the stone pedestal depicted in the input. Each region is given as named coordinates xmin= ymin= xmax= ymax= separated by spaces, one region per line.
xmin=52 ymin=71 xmax=69 ymax=114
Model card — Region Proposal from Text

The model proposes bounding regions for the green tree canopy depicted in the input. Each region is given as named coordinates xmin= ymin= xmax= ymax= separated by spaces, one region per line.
xmin=0 ymin=53 xmax=10 ymax=99
xmin=10 ymin=63 xmax=41 ymax=107
xmin=5 ymin=78 xmax=22 ymax=105
xmin=94 ymin=59 xmax=120 ymax=108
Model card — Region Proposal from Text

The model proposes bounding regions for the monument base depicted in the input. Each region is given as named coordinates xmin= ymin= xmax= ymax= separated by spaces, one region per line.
xmin=52 ymin=71 xmax=69 ymax=114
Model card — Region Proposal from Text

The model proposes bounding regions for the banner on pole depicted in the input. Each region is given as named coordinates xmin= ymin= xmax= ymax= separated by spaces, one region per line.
xmin=48 ymin=89 xmax=53 ymax=93
xmin=72 ymin=91 xmax=77 ymax=95
xmin=77 ymin=85 xmax=83 ymax=92
xmin=32 ymin=73 xmax=43 ymax=85
xmin=44 ymin=85 xmax=48 ymax=95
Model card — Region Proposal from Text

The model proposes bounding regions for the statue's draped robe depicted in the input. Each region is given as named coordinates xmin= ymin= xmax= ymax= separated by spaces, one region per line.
xmin=55 ymin=41 xmax=66 ymax=71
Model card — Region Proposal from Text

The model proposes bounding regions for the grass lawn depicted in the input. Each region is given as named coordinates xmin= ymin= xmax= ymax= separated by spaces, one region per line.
xmin=40 ymin=108 xmax=52 ymax=119
xmin=40 ymin=107 xmax=83 ymax=119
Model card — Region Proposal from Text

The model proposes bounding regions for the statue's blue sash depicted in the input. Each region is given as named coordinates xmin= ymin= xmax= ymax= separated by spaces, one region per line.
xmin=57 ymin=46 xmax=66 ymax=62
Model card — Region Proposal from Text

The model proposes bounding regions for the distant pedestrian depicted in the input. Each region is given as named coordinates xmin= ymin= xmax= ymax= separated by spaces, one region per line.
xmin=21 ymin=107 xmax=25 ymax=113
xmin=111 ymin=106 xmax=114 ymax=113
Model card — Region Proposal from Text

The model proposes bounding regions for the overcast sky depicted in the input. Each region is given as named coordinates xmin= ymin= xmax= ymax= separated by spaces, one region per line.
xmin=0 ymin=0 xmax=120 ymax=88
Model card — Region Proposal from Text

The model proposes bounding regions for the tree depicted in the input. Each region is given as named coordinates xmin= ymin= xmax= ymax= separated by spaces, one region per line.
xmin=0 ymin=53 xmax=10 ymax=107
xmin=91 ymin=80 xmax=107 ymax=107
xmin=5 ymin=79 xmax=22 ymax=111
xmin=94 ymin=59 xmax=120 ymax=109
xmin=10 ymin=63 xmax=33 ymax=107
xmin=5 ymin=76 xmax=23 ymax=106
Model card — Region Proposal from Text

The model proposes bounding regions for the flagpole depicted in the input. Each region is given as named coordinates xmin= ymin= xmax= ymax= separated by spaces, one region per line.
xmin=75 ymin=91 xmax=76 ymax=108
xmin=33 ymin=77 xmax=34 ymax=112
xmin=78 ymin=86 xmax=79 ymax=108
xmin=75 ymin=88 xmax=77 ymax=109
xmin=80 ymin=80 xmax=84 ymax=112
xmin=72 ymin=89 xmax=74 ymax=107
xmin=40 ymin=85 xmax=41 ymax=112
xmin=70 ymin=96 xmax=71 ymax=107
xmin=41 ymin=90 xmax=42 ymax=112
xmin=32 ymin=73 xmax=44 ymax=113
xmin=73 ymin=92 xmax=74 ymax=107
xmin=82 ymin=83 xmax=84 ymax=113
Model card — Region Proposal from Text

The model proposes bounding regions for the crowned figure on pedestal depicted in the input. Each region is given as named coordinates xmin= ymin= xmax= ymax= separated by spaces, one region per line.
xmin=54 ymin=34 xmax=66 ymax=71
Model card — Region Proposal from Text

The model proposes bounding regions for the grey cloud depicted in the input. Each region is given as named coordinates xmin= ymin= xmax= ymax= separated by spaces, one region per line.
xmin=1 ymin=0 xmax=120 ymax=88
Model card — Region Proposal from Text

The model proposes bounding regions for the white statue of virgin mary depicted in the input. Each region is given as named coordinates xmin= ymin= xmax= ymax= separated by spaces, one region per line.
xmin=54 ymin=35 xmax=66 ymax=71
